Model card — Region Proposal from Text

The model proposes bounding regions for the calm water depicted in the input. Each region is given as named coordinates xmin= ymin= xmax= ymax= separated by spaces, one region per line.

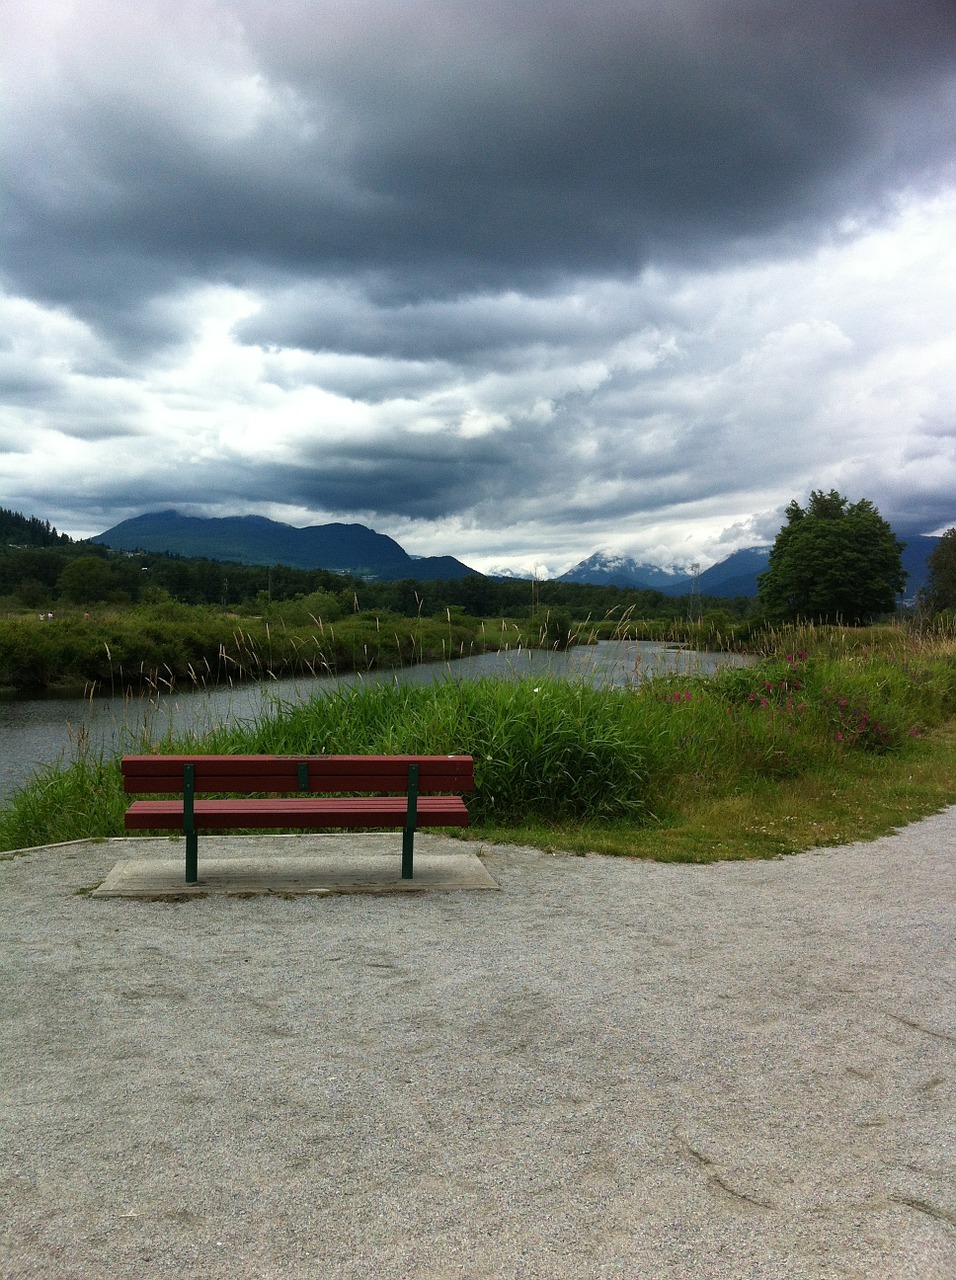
xmin=0 ymin=641 xmax=749 ymax=803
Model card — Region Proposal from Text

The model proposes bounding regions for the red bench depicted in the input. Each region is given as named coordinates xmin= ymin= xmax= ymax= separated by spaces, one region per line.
xmin=122 ymin=754 xmax=474 ymax=884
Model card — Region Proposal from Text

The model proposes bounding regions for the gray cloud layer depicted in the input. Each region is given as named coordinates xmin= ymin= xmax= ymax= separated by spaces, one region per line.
xmin=2 ymin=1 xmax=955 ymax=570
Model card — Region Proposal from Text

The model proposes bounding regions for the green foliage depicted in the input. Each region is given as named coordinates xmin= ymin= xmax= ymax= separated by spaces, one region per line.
xmin=57 ymin=555 xmax=132 ymax=604
xmin=9 ymin=624 xmax=956 ymax=856
xmin=172 ymin=677 xmax=649 ymax=824
xmin=758 ymin=489 xmax=906 ymax=624
xmin=0 ymin=507 xmax=71 ymax=547
xmin=260 ymin=590 xmax=344 ymax=625
xmin=0 ymin=735 xmax=126 ymax=850
xmin=537 ymin=607 xmax=575 ymax=649
xmin=0 ymin=606 xmax=505 ymax=691
xmin=0 ymin=677 xmax=649 ymax=849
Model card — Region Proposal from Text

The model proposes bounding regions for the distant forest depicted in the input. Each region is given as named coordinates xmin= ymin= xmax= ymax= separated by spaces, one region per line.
xmin=0 ymin=507 xmax=755 ymax=620
xmin=0 ymin=508 xmax=72 ymax=548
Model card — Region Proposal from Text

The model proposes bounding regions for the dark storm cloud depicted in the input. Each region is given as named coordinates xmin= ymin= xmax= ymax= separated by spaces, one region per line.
xmin=4 ymin=0 xmax=955 ymax=335
xmin=241 ymin=280 xmax=640 ymax=366
xmin=45 ymin=431 xmax=517 ymax=526
xmin=265 ymin=436 xmax=513 ymax=520
xmin=3 ymin=2 xmax=956 ymax=567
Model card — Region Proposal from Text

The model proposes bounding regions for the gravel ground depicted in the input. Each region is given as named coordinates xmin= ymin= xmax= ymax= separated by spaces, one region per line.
xmin=2 ymin=818 xmax=955 ymax=1280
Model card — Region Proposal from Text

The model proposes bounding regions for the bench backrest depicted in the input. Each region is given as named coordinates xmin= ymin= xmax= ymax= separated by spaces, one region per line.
xmin=121 ymin=754 xmax=474 ymax=795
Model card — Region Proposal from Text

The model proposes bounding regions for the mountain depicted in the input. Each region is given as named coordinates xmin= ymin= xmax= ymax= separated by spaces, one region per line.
xmin=556 ymin=551 xmax=694 ymax=592
xmin=894 ymin=530 xmax=939 ymax=603
xmin=559 ymin=533 xmax=939 ymax=601
xmin=92 ymin=511 xmax=479 ymax=581
xmin=485 ymin=565 xmax=533 ymax=580
xmin=553 ymin=548 xmax=774 ymax=596
xmin=695 ymin=546 xmax=772 ymax=598
xmin=82 ymin=510 xmax=950 ymax=600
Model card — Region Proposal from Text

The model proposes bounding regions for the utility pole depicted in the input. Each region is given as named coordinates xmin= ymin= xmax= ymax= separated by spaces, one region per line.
xmin=689 ymin=563 xmax=700 ymax=622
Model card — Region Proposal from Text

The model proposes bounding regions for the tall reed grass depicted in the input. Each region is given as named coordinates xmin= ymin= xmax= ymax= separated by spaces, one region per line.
xmin=152 ymin=677 xmax=649 ymax=824
xmin=0 ymin=606 xmax=505 ymax=693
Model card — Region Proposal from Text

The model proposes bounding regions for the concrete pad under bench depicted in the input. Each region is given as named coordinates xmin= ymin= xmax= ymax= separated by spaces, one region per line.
xmin=90 ymin=833 xmax=499 ymax=899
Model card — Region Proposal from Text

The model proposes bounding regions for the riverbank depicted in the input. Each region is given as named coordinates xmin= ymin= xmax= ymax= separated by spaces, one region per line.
xmin=0 ymin=604 xmax=510 ymax=693
xmin=4 ymin=626 xmax=956 ymax=862
xmin=0 ymin=642 xmax=749 ymax=806
xmin=3 ymin=823 xmax=954 ymax=1278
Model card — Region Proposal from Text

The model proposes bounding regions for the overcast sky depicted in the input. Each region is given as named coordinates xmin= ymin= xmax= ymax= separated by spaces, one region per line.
xmin=2 ymin=1 xmax=955 ymax=575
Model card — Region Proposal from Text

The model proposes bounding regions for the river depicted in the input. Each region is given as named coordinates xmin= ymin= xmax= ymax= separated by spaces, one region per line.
xmin=0 ymin=641 xmax=750 ymax=803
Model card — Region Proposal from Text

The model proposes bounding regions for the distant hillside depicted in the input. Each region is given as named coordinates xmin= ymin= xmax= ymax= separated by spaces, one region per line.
xmin=898 ymin=531 xmax=940 ymax=603
xmin=92 ymin=511 xmax=480 ymax=581
xmin=694 ymin=547 xmax=772 ymax=598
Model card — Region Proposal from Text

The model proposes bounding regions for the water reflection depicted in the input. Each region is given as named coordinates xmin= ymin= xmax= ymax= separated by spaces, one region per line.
xmin=0 ymin=641 xmax=749 ymax=802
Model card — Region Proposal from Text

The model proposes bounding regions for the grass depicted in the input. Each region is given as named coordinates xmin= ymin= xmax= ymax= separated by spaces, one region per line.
xmin=5 ymin=621 xmax=956 ymax=861
xmin=483 ymin=724 xmax=956 ymax=862
xmin=0 ymin=604 xmax=556 ymax=693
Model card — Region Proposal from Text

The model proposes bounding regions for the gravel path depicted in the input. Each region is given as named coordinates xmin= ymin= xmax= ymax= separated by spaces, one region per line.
xmin=2 ymin=818 xmax=955 ymax=1280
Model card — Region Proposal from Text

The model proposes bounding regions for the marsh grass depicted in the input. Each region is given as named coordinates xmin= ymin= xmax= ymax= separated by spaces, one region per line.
xmin=0 ymin=606 xmax=509 ymax=693
xmin=6 ymin=622 xmax=956 ymax=861
xmin=148 ymin=677 xmax=649 ymax=824
xmin=0 ymin=729 xmax=127 ymax=853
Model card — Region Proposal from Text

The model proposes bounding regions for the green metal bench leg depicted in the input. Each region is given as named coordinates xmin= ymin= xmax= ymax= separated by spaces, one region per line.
xmin=185 ymin=832 xmax=198 ymax=884
xmin=402 ymin=763 xmax=419 ymax=879
xmin=183 ymin=763 xmax=198 ymax=884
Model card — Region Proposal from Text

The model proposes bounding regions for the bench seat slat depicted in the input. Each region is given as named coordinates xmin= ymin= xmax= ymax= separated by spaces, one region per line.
xmin=122 ymin=754 xmax=474 ymax=794
xmin=125 ymin=795 xmax=471 ymax=830
xmin=122 ymin=754 xmax=472 ymax=773
xmin=123 ymin=771 xmax=471 ymax=795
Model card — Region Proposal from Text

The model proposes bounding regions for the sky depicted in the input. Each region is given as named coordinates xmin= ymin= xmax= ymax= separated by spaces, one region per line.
xmin=2 ymin=1 xmax=955 ymax=577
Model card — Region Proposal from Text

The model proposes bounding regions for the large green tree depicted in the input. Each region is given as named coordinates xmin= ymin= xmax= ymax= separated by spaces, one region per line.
xmin=922 ymin=527 xmax=956 ymax=613
xmin=758 ymin=490 xmax=906 ymax=624
xmin=56 ymin=555 xmax=138 ymax=605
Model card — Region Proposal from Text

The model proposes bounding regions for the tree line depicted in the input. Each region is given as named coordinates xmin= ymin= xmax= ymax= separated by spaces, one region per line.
xmin=0 ymin=508 xmax=753 ymax=622
xmin=5 ymin=497 xmax=956 ymax=624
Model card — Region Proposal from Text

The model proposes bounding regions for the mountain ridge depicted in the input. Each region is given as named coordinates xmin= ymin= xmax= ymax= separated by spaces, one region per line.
xmin=557 ymin=534 xmax=938 ymax=600
xmin=92 ymin=511 xmax=478 ymax=581
xmin=89 ymin=511 xmax=943 ymax=600
xmin=556 ymin=547 xmax=773 ymax=596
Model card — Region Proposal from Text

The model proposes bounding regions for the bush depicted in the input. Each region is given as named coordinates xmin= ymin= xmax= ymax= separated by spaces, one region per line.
xmin=190 ymin=677 xmax=649 ymax=824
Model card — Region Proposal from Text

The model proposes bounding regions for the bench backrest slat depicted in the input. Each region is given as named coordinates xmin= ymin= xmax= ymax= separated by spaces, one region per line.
xmin=122 ymin=754 xmax=474 ymax=795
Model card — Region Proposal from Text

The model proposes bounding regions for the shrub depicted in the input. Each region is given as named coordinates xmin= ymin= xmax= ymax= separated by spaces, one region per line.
xmin=154 ymin=676 xmax=649 ymax=825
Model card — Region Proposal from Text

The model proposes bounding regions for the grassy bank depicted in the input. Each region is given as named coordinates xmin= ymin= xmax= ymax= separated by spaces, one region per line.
xmin=0 ymin=604 xmax=570 ymax=693
xmin=5 ymin=623 xmax=956 ymax=861
xmin=0 ymin=596 xmax=757 ymax=694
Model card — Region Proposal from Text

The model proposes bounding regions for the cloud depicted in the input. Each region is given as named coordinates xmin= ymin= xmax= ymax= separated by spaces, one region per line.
xmin=1 ymin=3 xmax=955 ymax=572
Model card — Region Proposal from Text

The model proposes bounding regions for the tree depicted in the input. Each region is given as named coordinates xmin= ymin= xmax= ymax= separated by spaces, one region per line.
xmin=758 ymin=490 xmax=906 ymax=624
xmin=57 ymin=556 xmax=131 ymax=605
xmin=922 ymin=527 xmax=956 ymax=613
